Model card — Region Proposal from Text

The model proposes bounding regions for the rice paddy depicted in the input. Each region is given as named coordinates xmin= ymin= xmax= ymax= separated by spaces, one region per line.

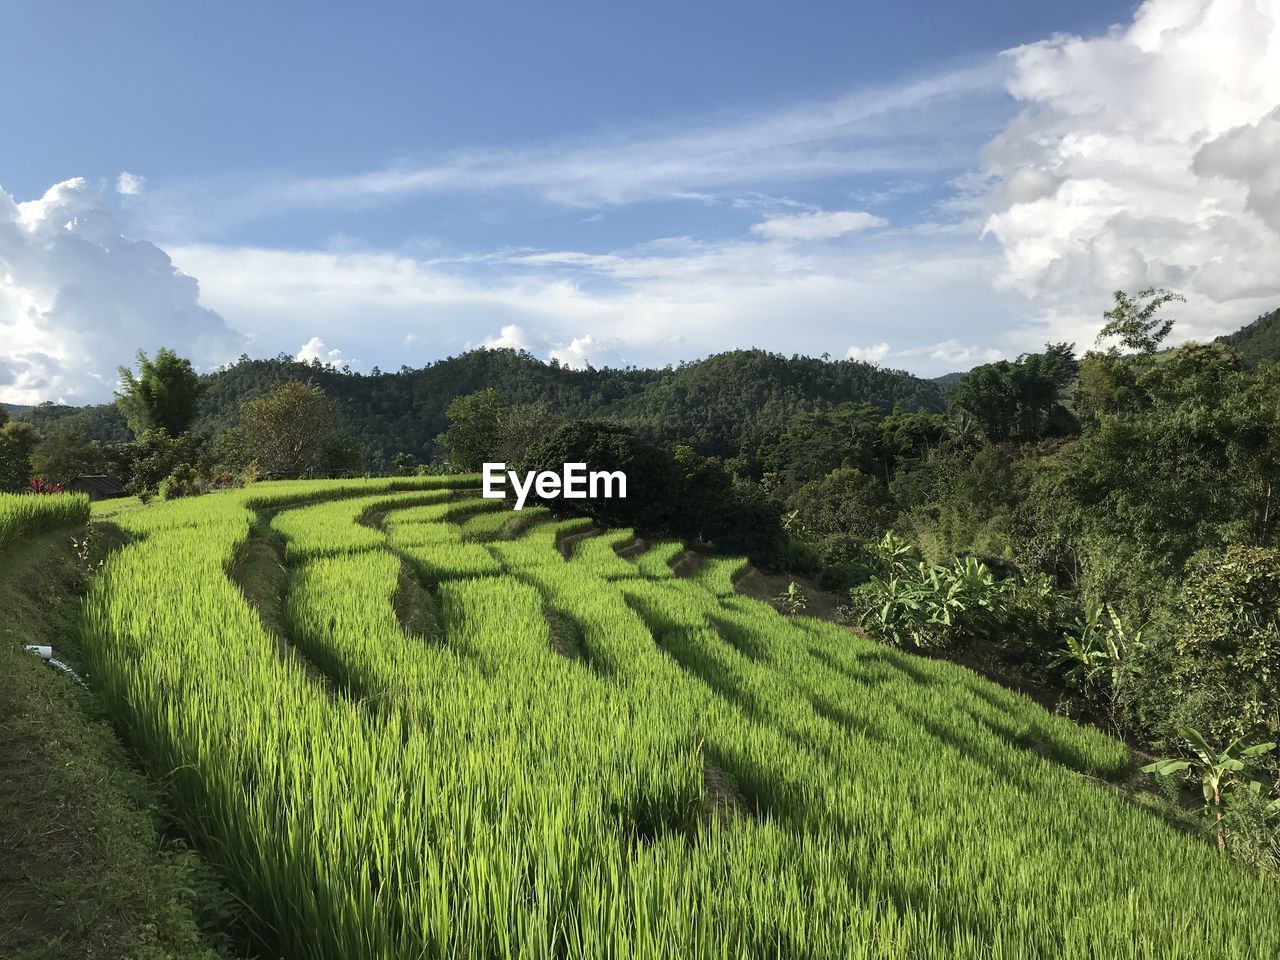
xmin=62 ymin=477 xmax=1280 ymax=958
xmin=0 ymin=491 xmax=90 ymax=546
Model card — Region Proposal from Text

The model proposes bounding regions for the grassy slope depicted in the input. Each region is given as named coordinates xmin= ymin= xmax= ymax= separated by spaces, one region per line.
xmin=0 ymin=526 xmax=242 ymax=960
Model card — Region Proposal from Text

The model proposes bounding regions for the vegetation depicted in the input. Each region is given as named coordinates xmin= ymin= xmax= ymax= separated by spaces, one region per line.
xmin=0 ymin=405 xmax=40 ymax=492
xmin=1218 ymin=306 xmax=1280 ymax=366
xmin=0 ymin=491 xmax=90 ymax=546
xmin=6 ymin=290 xmax=1280 ymax=911
xmin=1143 ymin=728 xmax=1277 ymax=850
xmin=116 ymin=347 xmax=204 ymax=437
xmin=0 ymin=503 xmax=235 ymax=959
xmin=72 ymin=480 xmax=1280 ymax=957
xmin=238 ymin=380 xmax=344 ymax=477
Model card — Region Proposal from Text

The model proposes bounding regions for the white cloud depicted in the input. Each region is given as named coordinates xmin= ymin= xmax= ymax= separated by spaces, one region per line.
xmin=982 ymin=0 xmax=1280 ymax=348
xmin=1194 ymin=104 xmax=1280 ymax=231
xmin=475 ymin=323 xmax=623 ymax=369
xmin=166 ymin=227 xmax=1017 ymax=383
xmin=136 ymin=62 xmax=1005 ymax=238
xmin=295 ymin=336 xmax=346 ymax=367
xmin=481 ymin=324 xmax=537 ymax=351
xmin=846 ymin=339 xmax=1003 ymax=370
xmin=751 ymin=210 xmax=887 ymax=241
xmin=0 ymin=178 xmax=243 ymax=404
xmin=116 ymin=171 xmax=145 ymax=196
xmin=548 ymin=333 xmax=626 ymax=369
xmin=846 ymin=342 xmax=891 ymax=362
xmin=900 ymin=339 xmax=1004 ymax=368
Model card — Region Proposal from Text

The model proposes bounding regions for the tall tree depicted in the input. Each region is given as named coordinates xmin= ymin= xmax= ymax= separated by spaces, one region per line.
xmin=115 ymin=348 xmax=203 ymax=437
xmin=1097 ymin=288 xmax=1185 ymax=355
xmin=240 ymin=382 xmax=341 ymax=477
xmin=437 ymin=389 xmax=510 ymax=472
xmin=0 ymin=406 xmax=40 ymax=492
xmin=951 ymin=344 xmax=1078 ymax=441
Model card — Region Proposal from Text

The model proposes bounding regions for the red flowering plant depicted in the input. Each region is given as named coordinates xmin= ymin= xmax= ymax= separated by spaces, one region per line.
xmin=29 ymin=477 xmax=65 ymax=495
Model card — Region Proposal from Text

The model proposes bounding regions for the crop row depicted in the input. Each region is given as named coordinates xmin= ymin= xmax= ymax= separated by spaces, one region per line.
xmin=0 ymin=491 xmax=90 ymax=546
xmin=80 ymin=481 xmax=1280 ymax=958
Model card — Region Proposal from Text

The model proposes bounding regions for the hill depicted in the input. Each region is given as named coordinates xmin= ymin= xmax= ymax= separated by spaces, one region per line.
xmin=13 ymin=347 xmax=944 ymax=465
xmin=1217 ymin=307 xmax=1280 ymax=365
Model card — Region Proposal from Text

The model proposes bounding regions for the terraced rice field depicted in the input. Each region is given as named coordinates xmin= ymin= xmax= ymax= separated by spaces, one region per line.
xmin=0 ymin=491 xmax=90 ymax=545
xmin=72 ymin=477 xmax=1280 ymax=958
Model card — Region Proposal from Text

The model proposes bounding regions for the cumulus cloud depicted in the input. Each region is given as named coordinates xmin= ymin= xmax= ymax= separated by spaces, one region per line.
xmin=981 ymin=0 xmax=1280 ymax=348
xmin=846 ymin=342 xmax=891 ymax=362
xmin=751 ymin=210 xmax=888 ymax=241
xmin=548 ymin=333 xmax=626 ymax=369
xmin=900 ymin=339 xmax=1004 ymax=368
xmin=481 ymin=324 xmax=538 ymax=352
xmin=0 ymin=178 xmax=243 ymax=404
xmin=116 ymin=172 xmax=145 ymax=196
xmin=475 ymin=323 xmax=624 ymax=369
xmin=295 ymin=336 xmax=346 ymax=366
xmin=1194 ymin=104 xmax=1280 ymax=231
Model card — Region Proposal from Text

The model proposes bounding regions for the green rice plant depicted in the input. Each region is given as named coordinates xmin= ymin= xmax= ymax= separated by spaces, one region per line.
xmin=487 ymin=517 xmax=594 ymax=571
xmin=567 ymin=528 xmax=641 ymax=579
xmin=382 ymin=495 xmax=502 ymax=531
xmin=458 ymin=505 xmax=552 ymax=541
xmin=0 ymin=491 xmax=90 ymax=545
xmin=76 ymin=480 xmax=1280 ymax=960
xmin=632 ymin=540 xmax=686 ymax=579
xmin=271 ymin=490 xmax=455 ymax=559
xmin=691 ymin=554 xmax=750 ymax=597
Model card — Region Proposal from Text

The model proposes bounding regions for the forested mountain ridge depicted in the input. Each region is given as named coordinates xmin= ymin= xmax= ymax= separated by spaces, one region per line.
xmin=1217 ymin=307 xmax=1280 ymax=365
xmin=11 ymin=347 xmax=943 ymax=466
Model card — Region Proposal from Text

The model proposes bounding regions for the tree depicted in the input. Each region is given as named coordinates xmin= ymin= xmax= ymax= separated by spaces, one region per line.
xmin=437 ymin=391 xmax=564 ymax=473
xmin=116 ymin=348 xmax=204 ymax=437
xmin=1097 ymin=288 xmax=1184 ymax=355
xmin=240 ymin=382 xmax=341 ymax=477
xmin=29 ymin=425 xmax=122 ymax=486
xmin=437 ymin=389 xmax=509 ymax=472
xmin=0 ymin=406 xmax=39 ymax=492
xmin=524 ymin=420 xmax=677 ymax=530
xmin=1166 ymin=547 xmax=1280 ymax=757
xmin=951 ymin=344 xmax=1078 ymax=441
xmin=126 ymin=429 xmax=209 ymax=498
xmin=786 ymin=467 xmax=893 ymax=543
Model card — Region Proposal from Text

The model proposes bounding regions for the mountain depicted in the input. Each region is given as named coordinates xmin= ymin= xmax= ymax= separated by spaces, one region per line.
xmin=9 ymin=348 xmax=944 ymax=466
xmin=201 ymin=348 xmax=945 ymax=464
xmin=1216 ymin=307 xmax=1280 ymax=365
xmin=0 ymin=402 xmax=33 ymax=416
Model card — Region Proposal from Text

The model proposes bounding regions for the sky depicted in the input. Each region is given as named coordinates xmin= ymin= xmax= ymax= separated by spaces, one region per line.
xmin=2 ymin=0 xmax=1279 ymax=404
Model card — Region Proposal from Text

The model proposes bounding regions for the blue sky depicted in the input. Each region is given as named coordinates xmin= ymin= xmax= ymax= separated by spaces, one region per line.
xmin=3 ymin=0 xmax=1280 ymax=403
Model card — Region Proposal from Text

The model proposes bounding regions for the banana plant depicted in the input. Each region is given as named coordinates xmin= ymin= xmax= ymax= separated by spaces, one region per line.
xmin=1143 ymin=727 xmax=1278 ymax=850
xmin=774 ymin=580 xmax=807 ymax=616
xmin=1052 ymin=601 xmax=1144 ymax=733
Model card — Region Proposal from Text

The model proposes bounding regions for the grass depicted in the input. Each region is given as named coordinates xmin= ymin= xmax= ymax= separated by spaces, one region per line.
xmin=64 ymin=479 xmax=1280 ymax=959
xmin=0 ymin=526 xmax=238 ymax=960
xmin=0 ymin=492 xmax=90 ymax=547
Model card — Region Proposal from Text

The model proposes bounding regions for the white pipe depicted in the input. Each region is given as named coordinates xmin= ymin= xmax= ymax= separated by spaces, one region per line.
xmin=22 ymin=644 xmax=85 ymax=684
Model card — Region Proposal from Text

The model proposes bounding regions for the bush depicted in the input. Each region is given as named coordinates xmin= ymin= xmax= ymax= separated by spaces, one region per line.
xmin=1163 ymin=547 xmax=1280 ymax=768
xmin=846 ymin=533 xmax=1066 ymax=656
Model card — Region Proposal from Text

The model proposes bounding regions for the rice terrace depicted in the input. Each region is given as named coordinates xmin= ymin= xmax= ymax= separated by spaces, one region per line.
xmin=4 ymin=478 xmax=1277 ymax=959
xmin=5 ymin=2 xmax=1280 ymax=957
